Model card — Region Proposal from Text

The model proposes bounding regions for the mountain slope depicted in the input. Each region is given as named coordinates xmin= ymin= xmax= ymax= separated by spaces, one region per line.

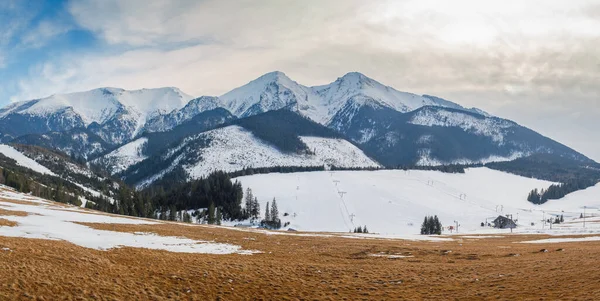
xmin=0 ymin=144 xmax=122 ymax=207
xmin=94 ymin=108 xmax=236 ymax=175
xmin=0 ymin=87 xmax=193 ymax=145
xmin=117 ymin=110 xmax=379 ymax=188
xmin=216 ymin=71 xmax=484 ymax=125
xmin=329 ymin=104 xmax=592 ymax=167
xmin=10 ymin=128 xmax=115 ymax=160
xmin=1 ymin=71 xmax=594 ymax=179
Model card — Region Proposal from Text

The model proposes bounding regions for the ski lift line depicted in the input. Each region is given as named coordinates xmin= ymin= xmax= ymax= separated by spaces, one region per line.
xmin=328 ymin=174 xmax=355 ymax=229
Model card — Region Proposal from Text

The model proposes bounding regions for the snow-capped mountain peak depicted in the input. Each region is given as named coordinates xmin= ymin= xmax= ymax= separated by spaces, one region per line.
xmin=218 ymin=71 xmax=320 ymax=119
xmin=0 ymin=87 xmax=194 ymax=145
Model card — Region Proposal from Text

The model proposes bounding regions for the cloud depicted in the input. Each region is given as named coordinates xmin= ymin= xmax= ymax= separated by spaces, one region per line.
xmin=19 ymin=19 xmax=72 ymax=49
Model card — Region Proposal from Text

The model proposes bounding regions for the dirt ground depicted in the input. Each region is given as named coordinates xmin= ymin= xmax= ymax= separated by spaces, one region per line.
xmin=1 ymin=203 xmax=600 ymax=300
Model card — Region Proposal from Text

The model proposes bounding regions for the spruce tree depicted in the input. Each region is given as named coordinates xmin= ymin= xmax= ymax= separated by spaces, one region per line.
xmin=264 ymin=201 xmax=271 ymax=222
xmin=207 ymin=202 xmax=216 ymax=224
xmin=251 ymin=197 xmax=260 ymax=220
xmin=216 ymin=207 xmax=222 ymax=225
xmin=421 ymin=216 xmax=428 ymax=235
xmin=433 ymin=215 xmax=442 ymax=235
xmin=169 ymin=205 xmax=177 ymax=221
xmin=271 ymin=198 xmax=279 ymax=223
xmin=244 ymin=188 xmax=254 ymax=218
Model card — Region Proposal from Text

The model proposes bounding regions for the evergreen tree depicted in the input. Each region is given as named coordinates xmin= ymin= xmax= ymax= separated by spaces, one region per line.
xmin=216 ymin=207 xmax=222 ymax=225
xmin=169 ymin=205 xmax=177 ymax=221
xmin=420 ymin=216 xmax=428 ymax=235
xmin=251 ymin=197 xmax=260 ymax=220
xmin=244 ymin=188 xmax=254 ymax=218
xmin=270 ymin=198 xmax=281 ymax=229
xmin=207 ymin=202 xmax=216 ymax=224
xmin=363 ymin=226 xmax=368 ymax=233
xmin=271 ymin=198 xmax=279 ymax=222
xmin=421 ymin=215 xmax=443 ymax=235
xmin=264 ymin=201 xmax=271 ymax=222
xmin=433 ymin=216 xmax=442 ymax=235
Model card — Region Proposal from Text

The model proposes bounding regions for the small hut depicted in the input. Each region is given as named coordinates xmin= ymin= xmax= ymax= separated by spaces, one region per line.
xmin=492 ymin=215 xmax=517 ymax=229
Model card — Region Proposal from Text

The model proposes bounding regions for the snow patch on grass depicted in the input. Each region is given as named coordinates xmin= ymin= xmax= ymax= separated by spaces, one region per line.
xmin=0 ymin=190 xmax=256 ymax=255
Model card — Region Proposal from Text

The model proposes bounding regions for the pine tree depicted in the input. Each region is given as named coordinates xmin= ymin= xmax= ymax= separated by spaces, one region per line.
xmin=363 ymin=226 xmax=368 ymax=233
xmin=207 ymin=202 xmax=216 ymax=224
xmin=244 ymin=188 xmax=254 ymax=218
xmin=264 ymin=201 xmax=271 ymax=222
xmin=433 ymin=215 xmax=442 ymax=235
xmin=421 ymin=216 xmax=428 ymax=235
xmin=271 ymin=198 xmax=279 ymax=223
xmin=251 ymin=197 xmax=260 ymax=220
xmin=169 ymin=205 xmax=177 ymax=221
xmin=183 ymin=212 xmax=192 ymax=223
xmin=216 ymin=207 xmax=222 ymax=225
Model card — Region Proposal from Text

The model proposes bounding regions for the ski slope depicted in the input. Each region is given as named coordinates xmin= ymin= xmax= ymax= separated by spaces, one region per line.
xmin=234 ymin=168 xmax=600 ymax=236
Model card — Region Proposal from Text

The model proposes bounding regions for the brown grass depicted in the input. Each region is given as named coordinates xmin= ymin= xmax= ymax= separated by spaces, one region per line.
xmin=0 ymin=208 xmax=29 ymax=217
xmin=1 ymin=218 xmax=599 ymax=300
xmin=0 ymin=218 xmax=17 ymax=227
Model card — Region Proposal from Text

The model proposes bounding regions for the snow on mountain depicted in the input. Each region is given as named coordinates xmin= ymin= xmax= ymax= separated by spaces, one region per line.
xmin=217 ymin=71 xmax=483 ymax=126
xmin=8 ymin=87 xmax=192 ymax=126
xmin=415 ymin=150 xmax=526 ymax=166
xmin=0 ymin=144 xmax=56 ymax=175
xmin=235 ymin=168 xmax=599 ymax=235
xmin=409 ymin=107 xmax=516 ymax=144
xmin=0 ymin=87 xmax=193 ymax=144
xmin=133 ymin=125 xmax=379 ymax=187
xmin=142 ymin=96 xmax=221 ymax=133
xmin=218 ymin=71 xmax=324 ymax=120
xmin=183 ymin=126 xmax=378 ymax=179
xmin=313 ymin=72 xmax=436 ymax=121
xmin=95 ymin=137 xmax=148 ymax=175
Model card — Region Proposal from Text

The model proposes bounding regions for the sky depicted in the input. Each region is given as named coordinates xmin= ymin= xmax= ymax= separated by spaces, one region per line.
xmin=0 ymin=0 xmax=599 ymax=161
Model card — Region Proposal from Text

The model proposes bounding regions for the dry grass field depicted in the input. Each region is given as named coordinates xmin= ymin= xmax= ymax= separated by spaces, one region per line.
xmin=2 ymin=197 xmax=600 ymax=300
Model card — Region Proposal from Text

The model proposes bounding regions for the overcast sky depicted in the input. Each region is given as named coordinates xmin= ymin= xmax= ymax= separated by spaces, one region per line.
xmin=1 ymin=0 xmax=599 ymax=161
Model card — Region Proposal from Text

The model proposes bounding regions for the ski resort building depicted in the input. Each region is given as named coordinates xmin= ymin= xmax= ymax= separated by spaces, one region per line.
xmin=492 ymin=216 xmax=517 ymax=229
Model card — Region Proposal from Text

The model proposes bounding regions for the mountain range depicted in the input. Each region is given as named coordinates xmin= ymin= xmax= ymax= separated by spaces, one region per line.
xmin=0 ymin=71 xmax=594 ymax=187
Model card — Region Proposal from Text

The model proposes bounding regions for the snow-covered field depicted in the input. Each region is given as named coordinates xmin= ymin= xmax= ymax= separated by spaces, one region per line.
xmin=0 ymin=187 xmax=255 ymax=254
xmin=235 ymin=168 xmax=600 ymax=236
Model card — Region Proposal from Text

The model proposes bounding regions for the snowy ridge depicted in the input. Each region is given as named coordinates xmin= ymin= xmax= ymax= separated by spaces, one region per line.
xmin=235 ymin=168 xmax=600 ymax=235
xmin=0 ymin=144 xmax=56 ymax=175
xmin=219 ymin=71 xmax=323 ymax=120
xmin=96 ymin=137 xmax=148 ymax=175
xmin=409 ymin=108 xmax=516 ymax=144
xmin=416 ymin=149 xmax=527 ymax=166
xmin=132 ymin=125 xmax=380 ymax=187
xmin=184 ymin=126 xmax=379 ymax=179
xmin=143 ymin=96 xmax=221 ymax=133
xmin=313 ymin=72 xmax=437 ymax=121
xmin=217 ymin=71 xmax=482 ymax=125
xmin=6 ymin=87 xmax=192 ymax=126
